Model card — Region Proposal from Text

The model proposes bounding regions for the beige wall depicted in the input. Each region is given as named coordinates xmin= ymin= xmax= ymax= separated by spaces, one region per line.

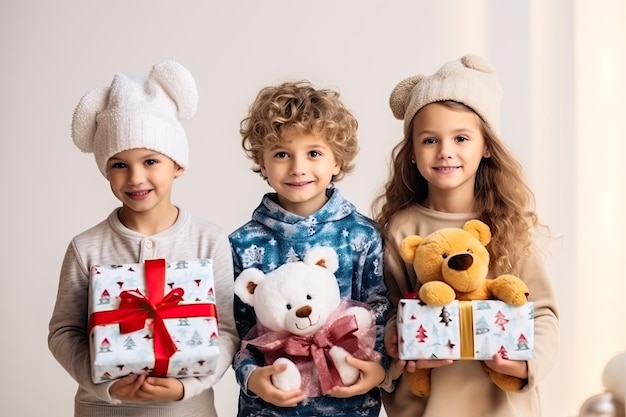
xmin=1 ymin=1 xmax=624 ymax=416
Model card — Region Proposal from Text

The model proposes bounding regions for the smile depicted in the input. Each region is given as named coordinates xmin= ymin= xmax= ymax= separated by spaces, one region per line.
xmin=295 ymin=314 xmax=320 ymax=330
xmin=285 ymin=181 xmax=313 ymax=187
xmin=126 ymin=190 xmax=151 ymax=197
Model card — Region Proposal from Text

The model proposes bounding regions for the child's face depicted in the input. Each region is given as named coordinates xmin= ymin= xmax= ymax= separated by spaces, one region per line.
xmin=411 ymin=102 xmax=490 ymax=204
xmin=259 ymin=131 xmax=341 ymax=217
xmin=106 ymin=148 xmax=183 ymax=215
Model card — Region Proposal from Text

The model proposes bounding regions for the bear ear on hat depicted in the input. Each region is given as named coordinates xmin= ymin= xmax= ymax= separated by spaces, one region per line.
xmin=72 ymin=87 xmax=110 ymax=153
xmin=389 ymin=75 xmax=424 ymax=121
xmin=150 ymin=60 xmax=198 ymax=121
xmin=460 ymin=54 xmax=495 ymax=75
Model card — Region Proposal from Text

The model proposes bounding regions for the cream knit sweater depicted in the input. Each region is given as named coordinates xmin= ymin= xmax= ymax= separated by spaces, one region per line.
xmin=48 ymin=208 xmax=239 ymax=417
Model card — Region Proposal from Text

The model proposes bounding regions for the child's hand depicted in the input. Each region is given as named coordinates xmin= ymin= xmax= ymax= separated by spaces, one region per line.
xmin=406 ymin=359 xmax=454 ymax=372
xmin=136 ymin=376 xmax=184 ymax=401
xmin=383 ymin=327 xmax=453 ymax=377
xmin=483 ymin=354 xmax=528 ymax=379
xmin=327 ymin=356 xmax=385 ymax=398
xmin=384 ymin=324 xmax=399 ymax=359
xmin=387 ymin=357 xmax=407 ymax=381
xmin=247 ymin=363 xmax=306 ymax=407
xmin=110 ymin=374 xmax=184 ymax=402
xmin=110 ymin=373 xmax=147 ymax=401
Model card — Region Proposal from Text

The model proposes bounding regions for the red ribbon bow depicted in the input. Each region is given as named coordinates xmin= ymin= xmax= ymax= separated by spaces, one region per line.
xmin=88 ymin=259 xmax=217 ymax=376
xmin=281 ymin=314 xmax=362 ymax=394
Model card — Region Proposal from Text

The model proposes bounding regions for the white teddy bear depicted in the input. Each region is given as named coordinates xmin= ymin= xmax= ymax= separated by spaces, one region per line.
xmin=234 ymin=246 xmax=377 ymax=396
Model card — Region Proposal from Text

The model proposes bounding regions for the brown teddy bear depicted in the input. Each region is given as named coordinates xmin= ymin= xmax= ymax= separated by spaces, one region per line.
xmin=399 ymin=219 xmax=530 ymax=397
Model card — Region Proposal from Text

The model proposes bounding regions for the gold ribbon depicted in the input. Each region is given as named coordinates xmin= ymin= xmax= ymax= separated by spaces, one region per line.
xmin=459 ymin=301 xmax=474 ymax=359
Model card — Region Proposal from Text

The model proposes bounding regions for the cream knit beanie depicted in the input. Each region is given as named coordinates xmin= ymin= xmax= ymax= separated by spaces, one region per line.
xmin=389 ymin=54 xmax=503 ymax=137
xmin=72 ymin=60 xmax=198 ymax=178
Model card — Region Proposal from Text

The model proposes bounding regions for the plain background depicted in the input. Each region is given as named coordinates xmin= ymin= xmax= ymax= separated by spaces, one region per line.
xmin=1 ymin=1 xmax=625 ymax=416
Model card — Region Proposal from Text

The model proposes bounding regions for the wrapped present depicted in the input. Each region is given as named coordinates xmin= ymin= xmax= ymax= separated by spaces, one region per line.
xmin=397 ymin=299 xmax=534 ymax=360
xmin=88 ymin=258 xmax=220 ymax=384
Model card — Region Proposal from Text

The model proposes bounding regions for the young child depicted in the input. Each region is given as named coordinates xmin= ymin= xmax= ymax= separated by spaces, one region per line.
xmin=229 ymin=80 xmax=390 ymax=417
xmin=48 ymin=60 xmax=239 ymax=417
xmin=372 ymin=55 xmax=559 ymax=417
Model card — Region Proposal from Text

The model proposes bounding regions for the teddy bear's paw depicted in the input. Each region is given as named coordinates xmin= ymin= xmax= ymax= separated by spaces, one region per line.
xmin=271 ymin=358 xmax=302 ymax=391
xmin=329 ymin=346 xmax=360 ymax=386
xmin=482 ymin=363 xmax=525 ymax=392
xmin=407 ymin=368 xmax=432 ymax=397
xmin=490 ymin=274 xmax=530 ymax=306
xmin=344 ymin=306 xmax=373 ymax=332
xmin=419 ymin=281 xmax=456 ymax=306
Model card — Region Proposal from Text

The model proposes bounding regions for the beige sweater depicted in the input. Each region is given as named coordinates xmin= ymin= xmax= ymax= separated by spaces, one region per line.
xmin=48 ymin=208 xmax=239 ymax=417
xmin=381 ymin=204 xmax=559 ymax=417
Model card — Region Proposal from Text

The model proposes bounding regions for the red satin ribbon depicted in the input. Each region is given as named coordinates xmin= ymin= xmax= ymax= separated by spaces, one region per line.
xmin=88 ymin=259 xmax=217 ymax=376
xmin=281 ymin=314 xmax=362 ymax=394
xmin=404 ymin=290 xmax=420 ymax=299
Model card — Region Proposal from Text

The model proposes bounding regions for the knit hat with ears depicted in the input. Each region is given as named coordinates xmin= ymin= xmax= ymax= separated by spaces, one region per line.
xmin=72 ymin=60 xmax=198 ymax=178
xmin=389 ymin=54 xmax=503 ymax=138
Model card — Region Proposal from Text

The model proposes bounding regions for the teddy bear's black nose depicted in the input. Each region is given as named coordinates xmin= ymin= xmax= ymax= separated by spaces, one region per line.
xmin=448 ymin=253 xmax=473 ymax=270
xmin=296 ymin=306 xmax=312 ymax=318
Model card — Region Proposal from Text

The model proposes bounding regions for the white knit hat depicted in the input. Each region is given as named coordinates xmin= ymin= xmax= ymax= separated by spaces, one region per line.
xmin=72 ymin=60 xmax=198 ymax=178
xmin=389 ymin=54 xmax=503 ymax=137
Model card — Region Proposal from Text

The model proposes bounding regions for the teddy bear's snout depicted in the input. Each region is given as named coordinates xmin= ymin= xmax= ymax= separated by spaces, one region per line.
xmin=447 ymin=253 xmax=473 ymax=271
xmin=296 ymin=305 xmax=312 ymax=318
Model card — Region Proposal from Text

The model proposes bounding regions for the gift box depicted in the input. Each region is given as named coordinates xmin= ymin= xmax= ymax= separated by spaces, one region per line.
xmin=88 ymin=258 xmax=220 ymax=384
xmin=397 ymin=299 xmax=534 ymax=360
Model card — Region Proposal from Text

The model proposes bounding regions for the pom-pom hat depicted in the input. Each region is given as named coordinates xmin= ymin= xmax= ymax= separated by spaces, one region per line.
xmin=72 ymin=60 xmax=198 ymax=178
xmin=389 ymin=54 xmax=503 ymax=138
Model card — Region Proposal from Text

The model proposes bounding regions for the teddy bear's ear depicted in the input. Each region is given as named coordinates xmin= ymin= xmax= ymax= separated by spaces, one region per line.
xmin=234 ymin=268 xmax=266 ymax=307
xmin=304 ymin=246 xmax=339 ymax=273
xmin=400 ymin=235 xmax=424 ymax=263
xmin=463 ymin=219 xmax=491 ymax=246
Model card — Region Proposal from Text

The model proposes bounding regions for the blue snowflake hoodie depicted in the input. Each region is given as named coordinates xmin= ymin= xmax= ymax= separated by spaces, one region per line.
xmin=229 ymin=188 xmax=389 ymax=417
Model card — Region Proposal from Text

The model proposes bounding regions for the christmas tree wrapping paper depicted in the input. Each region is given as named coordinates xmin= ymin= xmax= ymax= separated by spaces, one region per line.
xmin=88 ymin=258 xmax=220 ymax=384
xmin=397 ymin=299 xmax=534 ymax=361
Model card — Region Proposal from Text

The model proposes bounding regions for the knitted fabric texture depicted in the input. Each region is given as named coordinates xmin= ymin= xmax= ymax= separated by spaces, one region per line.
xmin=389 ymin=54 xmax=503 ymax=137
xmin=72 ymin=60 xmax=198 ymax=178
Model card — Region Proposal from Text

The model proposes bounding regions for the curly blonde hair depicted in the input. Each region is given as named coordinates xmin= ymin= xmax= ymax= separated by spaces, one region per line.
xmin=240 ymin=80 xmax=358 ymax=182
xmin=372 ymin=101 xmax=540 ymax=276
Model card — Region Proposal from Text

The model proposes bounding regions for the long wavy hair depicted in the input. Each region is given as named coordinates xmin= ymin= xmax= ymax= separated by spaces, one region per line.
xmin=372 ymin=101 xmax=540 ymax=275
xmin=240 ymin=80 xmax=359 ymax=183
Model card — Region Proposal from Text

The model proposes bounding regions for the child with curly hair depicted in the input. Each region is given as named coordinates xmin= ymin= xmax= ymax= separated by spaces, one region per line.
xmin=372 ymin=54 xmax=559 ymax=417
xmin=229 ymin=80 xmax=390 ymax=417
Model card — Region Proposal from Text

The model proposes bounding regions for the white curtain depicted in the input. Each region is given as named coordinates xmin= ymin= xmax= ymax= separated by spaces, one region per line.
xmin=528 ymin=0 xmax=626 ymax=414
xmin=572 ymin=0 xmax=626 ymax=410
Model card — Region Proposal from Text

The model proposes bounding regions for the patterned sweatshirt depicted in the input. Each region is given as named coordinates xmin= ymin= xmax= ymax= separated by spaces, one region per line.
xmin=229 ymin=188 xmax=389 ymax=417
xmin=48 ymin=208 xmax=239 ymax=417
